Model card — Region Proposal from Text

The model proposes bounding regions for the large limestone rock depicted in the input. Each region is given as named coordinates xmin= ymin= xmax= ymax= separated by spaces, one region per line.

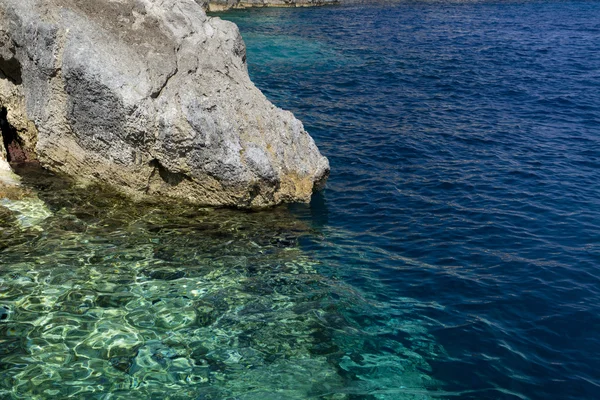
xmin=0 ymin=0 xmax=329 ymax=208
xmin=204 ymin=0 xmax=339 ymax=12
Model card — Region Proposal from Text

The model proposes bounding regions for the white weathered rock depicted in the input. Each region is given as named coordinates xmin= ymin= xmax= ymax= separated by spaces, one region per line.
xmin=0 ymin=0 xmax=329 ymax=208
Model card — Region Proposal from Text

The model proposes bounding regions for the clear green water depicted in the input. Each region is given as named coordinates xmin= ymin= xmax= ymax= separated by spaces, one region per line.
xmin=0 ymin=167 xmax=439 ymax=399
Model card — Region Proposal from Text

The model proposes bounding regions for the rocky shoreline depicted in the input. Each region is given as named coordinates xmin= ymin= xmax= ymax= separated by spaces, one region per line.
xmin=0 ymin=0 xmax=329 ymax=208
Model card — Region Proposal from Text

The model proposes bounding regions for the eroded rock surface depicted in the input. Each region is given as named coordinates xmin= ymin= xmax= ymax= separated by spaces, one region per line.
xmin=0 ymin=0 xmax=329 ymax=207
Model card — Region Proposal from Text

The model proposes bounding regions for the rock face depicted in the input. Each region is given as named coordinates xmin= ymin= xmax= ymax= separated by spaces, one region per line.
xmin=203 ymin=0 xmax=339 ymax=12
xmin=0 ymin=0 xmax=329 ymax=208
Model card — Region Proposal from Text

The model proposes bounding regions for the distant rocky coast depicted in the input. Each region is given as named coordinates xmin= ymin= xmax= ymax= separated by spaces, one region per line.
xmin=201 ymin=0 xmax=339 ymax=12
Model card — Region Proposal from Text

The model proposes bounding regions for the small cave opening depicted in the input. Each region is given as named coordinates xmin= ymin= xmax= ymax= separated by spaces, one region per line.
xmin=0 ymin=56 xmax=22 ymax=85
xmin=148 ymin=158 xmax=188 ymax=186
xmin=0 ymin=107 xmax=29 ymax=163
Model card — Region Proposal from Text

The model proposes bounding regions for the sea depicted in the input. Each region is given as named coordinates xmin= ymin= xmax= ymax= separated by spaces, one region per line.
xmin=1 ymin=1 xmax=599 ymax=399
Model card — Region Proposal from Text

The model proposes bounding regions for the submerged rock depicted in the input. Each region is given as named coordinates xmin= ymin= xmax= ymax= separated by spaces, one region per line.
xmin=0 ymin=196 xmax=52 ymax=229
xmin=0 ymin=148 xmax=52 ymax=230
xmin=0 ymin=138 xmax=20 ymax=188
xmin=0 ymin=0 xmax=329 ymax=208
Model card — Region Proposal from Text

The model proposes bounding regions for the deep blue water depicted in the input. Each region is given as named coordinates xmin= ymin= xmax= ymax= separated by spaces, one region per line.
xmin=219 ymin=1 xmax=600 ymax=399
xmin=1 ymin=1 xmax=599 ymax=399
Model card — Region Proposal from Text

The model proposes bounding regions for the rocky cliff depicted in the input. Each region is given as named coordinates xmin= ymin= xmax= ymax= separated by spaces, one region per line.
xmin=0 ymin=0 xmax=329 ymax=208
xmin=202 ymin=0 xmax=339 ymax=12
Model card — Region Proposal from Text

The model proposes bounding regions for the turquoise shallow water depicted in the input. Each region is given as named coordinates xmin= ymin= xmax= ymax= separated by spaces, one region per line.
xmin=1 ymin=1 xmax=600 ymax=399
xmin=0 ymin=168 xmax=438 ymax=399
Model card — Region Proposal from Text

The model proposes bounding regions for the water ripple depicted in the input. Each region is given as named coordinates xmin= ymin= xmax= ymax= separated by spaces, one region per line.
xmin=221 ymin=1 xmax=600 ymax=399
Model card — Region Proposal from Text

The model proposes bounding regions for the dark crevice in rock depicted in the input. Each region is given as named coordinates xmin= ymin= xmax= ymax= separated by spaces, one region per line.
xmin=49 ymin=67 xmax=62 ymax=79
xmin=147 ymin=158 xmax=191 ymax=192
xmin=241 ymin=182 xmax=270 ymax=208
xmin=0 ymin=107 xmax=29 ymax=163
xmin=248 ymin=183 xmax=261 ymax=200
xmin=232 ymin=34 xmax=246 ymax=64
xmin=0 ymin=56 xmax=22 ymax=85
xmin=150 ymin=67 xmax=178 ymax=99
xmin=313 ymin=168 xmax=330 ymax=192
